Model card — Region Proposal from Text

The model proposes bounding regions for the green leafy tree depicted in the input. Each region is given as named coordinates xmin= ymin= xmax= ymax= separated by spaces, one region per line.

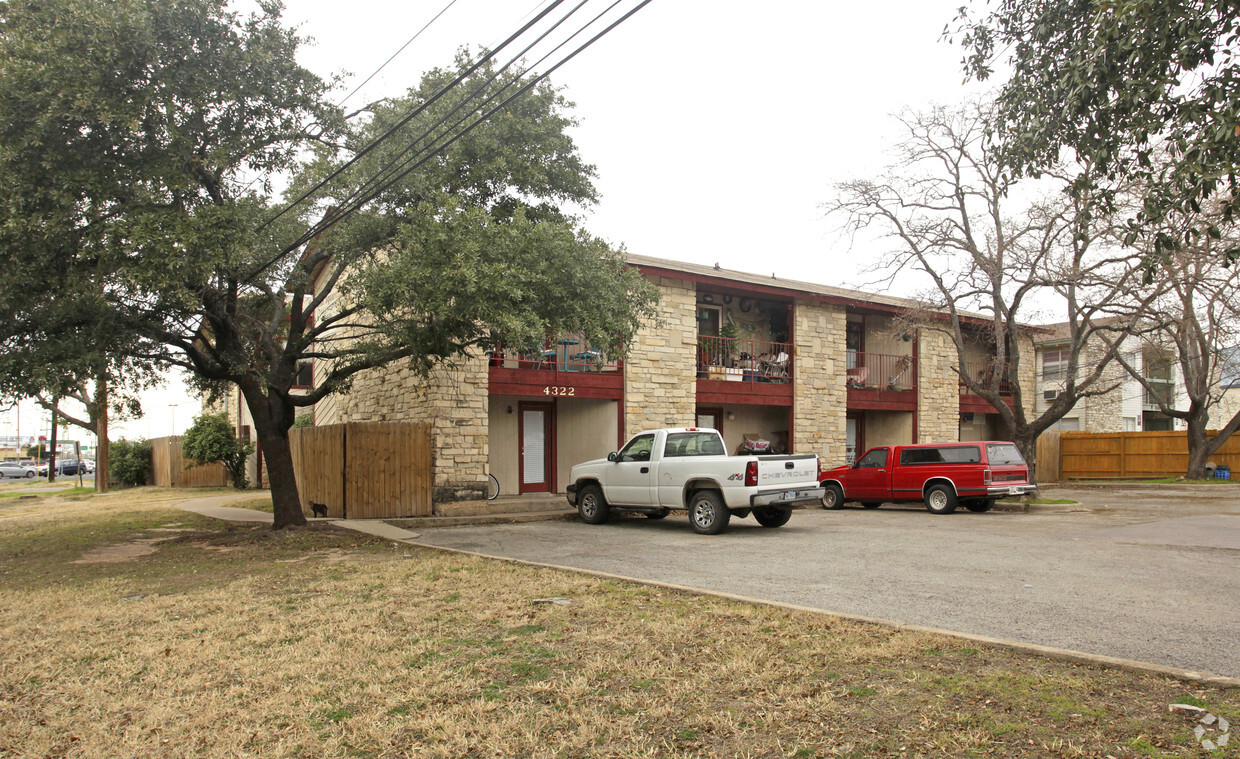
xmin=955 ymin=0 xmax=1240 ymax=257
xmin=0 ymin=0 xmax=659 ymax=529
xmin=181 ymin=413 xmax=255 ymax=489
xmin=109 ymin=438 xmax=152 ymax=487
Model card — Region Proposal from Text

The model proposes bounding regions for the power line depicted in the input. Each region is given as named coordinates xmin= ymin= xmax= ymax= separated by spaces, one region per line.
xmin=336 ymin=0 xmax=462 ymax=108
xmin=279 ymin=0 xmax=654 ymax=258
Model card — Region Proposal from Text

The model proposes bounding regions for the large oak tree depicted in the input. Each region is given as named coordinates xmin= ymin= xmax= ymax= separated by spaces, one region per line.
xmin=0 ymin=0 xmax=658 ymax=527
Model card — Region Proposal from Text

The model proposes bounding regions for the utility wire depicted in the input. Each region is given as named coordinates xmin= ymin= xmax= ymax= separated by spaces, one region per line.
xmin=256 ymin=0 xmax=570 ymax=236
xmin=312 ymin=0 xmax=603 ymax=231
xmin=280 ymin=0 xmax=652 ymax=258
xmin=336 ymin=0 xmax=462 ymax=108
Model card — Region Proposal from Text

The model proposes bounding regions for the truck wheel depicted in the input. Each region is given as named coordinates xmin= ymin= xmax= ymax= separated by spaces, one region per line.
xmin=966 ymin=498 xmax=996 ymax=513
xmin=924 ymin=484 xmax=958 ymax=515
xmin=753 ymin=507 xmax=791 ymax=528
xmin=577 ymin=485 xmax=610 ymax=525
xmin=861 ymin=502 xmax=882 ymax=509
xmin=644 ymin=508 xmax=671 ymax=520
xmin=820 ymin=483 xmax=844 ymax=509
xmin=688 ymin=491 xmax=731 ymax=534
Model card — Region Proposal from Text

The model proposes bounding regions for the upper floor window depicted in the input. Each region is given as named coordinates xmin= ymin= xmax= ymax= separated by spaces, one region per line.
xmin=1042 ymin=349 xmax=1069 ymax=381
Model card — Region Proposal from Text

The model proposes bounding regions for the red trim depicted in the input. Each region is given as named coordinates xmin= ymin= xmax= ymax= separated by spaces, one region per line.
xmin=846 ymin=388 xmax=918 ymax=411
xmin=489 ymin=366 xmax=623 ymax=399
xmin=696 ymin=379 xmax=793 ymax=407
xmin=958 ymin=394 xmax=1014 ymax=413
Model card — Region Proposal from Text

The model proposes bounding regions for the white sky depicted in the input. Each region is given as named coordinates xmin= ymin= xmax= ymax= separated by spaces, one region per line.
xmin=4 ymin=0 xmax=992 ymax=446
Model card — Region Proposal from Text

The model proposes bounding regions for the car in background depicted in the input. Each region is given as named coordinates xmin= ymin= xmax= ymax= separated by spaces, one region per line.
xmin=57 ymin=459 xmax=89 ymax=475
xmin=0 ymin=461 xmax=37 ymax=479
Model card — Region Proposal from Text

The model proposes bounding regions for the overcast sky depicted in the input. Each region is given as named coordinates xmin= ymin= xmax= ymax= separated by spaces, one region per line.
xmin=3 ymin=0 xmax=991 ymax=446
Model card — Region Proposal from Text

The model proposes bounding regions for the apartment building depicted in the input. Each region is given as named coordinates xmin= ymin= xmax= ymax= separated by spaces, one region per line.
xmin=309 ymin=254 xmax=1035 ymax=500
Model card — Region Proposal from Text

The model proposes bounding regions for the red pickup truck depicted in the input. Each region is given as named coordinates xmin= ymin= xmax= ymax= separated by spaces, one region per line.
xmin=818 ymin=441 xmax=1036 ymax=514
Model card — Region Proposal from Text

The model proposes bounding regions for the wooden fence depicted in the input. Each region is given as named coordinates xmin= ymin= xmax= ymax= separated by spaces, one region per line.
xmin=290 ymin=422 xmax=433 ymax=519
xmin=150 ymin=436 xmax=230 ymax=488
xmin=1037 ymin=430 xmax=1240 ymax=481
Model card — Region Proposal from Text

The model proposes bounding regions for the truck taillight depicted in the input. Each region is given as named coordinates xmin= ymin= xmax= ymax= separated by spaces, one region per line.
xmin=983 ymin=468 xmax=992 ymax=485
xmin=745 ymin=460 xmax=758 ymax=487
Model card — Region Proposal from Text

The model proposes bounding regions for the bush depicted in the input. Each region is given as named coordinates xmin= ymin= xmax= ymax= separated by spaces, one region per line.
xmin=109 ymin=438 xmax=152 ymax=487
xmin=181 ymin=412 xmax=254 ymax=489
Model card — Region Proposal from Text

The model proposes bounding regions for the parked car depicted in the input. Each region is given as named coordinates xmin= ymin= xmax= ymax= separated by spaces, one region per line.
xmin=819 ymin=441 xmax=1037 ymax=514
xmin=567 ymin=427 xmax=824 ymax=534
xmin=0 ymin=461 xmax=36 ymax=479
xmin=58 ymin=459 xmax=89 ymax=475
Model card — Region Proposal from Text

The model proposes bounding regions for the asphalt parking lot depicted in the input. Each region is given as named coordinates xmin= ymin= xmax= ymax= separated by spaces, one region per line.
xmin=409 ymin=484 xmax=1240 ymax=679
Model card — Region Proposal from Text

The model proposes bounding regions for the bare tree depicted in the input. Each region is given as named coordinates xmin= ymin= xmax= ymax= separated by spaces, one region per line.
xmin=1104 ymin=205 xmax=1240 ymax=478
xmin=825 ymin=103 xmax=1154 ymax=480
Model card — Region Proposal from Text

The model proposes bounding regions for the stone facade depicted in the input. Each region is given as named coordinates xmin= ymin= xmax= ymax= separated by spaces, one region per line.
xmin=623 ymin=276 xmax=697 ymax=436
xmin=792 ymin=300 xmax=847 ymax=459
xmin=916 ymin=330 xmax=960 ymax=442
xmin=314 ymin=354 xmax=490 ymax=501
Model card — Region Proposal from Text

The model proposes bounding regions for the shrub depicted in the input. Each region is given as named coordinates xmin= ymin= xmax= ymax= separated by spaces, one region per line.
xmin=109 ymin=438 xmax=152 ymax=487
xmin=181 ymin=412 xmax=254 ymax=489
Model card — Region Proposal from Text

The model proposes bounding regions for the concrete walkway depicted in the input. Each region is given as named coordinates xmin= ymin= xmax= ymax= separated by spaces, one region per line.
xmin=171 ymin=493 xmax=421 ymax=541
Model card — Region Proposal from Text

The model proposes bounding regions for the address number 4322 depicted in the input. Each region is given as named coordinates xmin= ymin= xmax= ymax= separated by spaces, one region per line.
xmin=543 ymin=386 xmax=575 ymax=396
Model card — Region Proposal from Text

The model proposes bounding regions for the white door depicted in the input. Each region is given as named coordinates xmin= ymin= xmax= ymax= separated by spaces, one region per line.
xmin=608 ymin=433 xmax=656 ymax=506
xmin=520 ymin=404 xmax=551 ymax=493
xmin=846 ymin=417 xmax=858 ymax=465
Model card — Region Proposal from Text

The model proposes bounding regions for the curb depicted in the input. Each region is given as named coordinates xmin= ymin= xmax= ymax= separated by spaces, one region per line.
xmin=404 ymin=537 xmax=1240 ymax=690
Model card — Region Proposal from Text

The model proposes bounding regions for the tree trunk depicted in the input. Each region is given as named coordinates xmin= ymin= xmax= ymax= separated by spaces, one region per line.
xmin=96 ymin=369 xmax=109 ymax=493
xmin=1185 ymin=414 xmax=1212 ymax=480
xmin=1013 ymin=432 xmax=1039 ymax=486
xmin=237 ymin=380 xmax=305 ymax=530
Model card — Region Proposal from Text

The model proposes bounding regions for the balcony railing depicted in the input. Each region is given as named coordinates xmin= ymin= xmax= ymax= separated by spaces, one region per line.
xmin=958 ymin=359 xmax=1012 ymax=393
xmin=846 ymin=351 xmax=915 ymax=390
xmin=1144 ymin=382 xmax=1173 ymax=408
xmin=697 ymin=335 xmax=792 ymax=382
xmin=488 ymin=338 xmax=621 ymax=373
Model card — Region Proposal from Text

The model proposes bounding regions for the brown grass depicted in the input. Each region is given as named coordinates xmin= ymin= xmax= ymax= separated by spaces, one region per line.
xmin=0 ymin=488 xmax=1236 ymax=758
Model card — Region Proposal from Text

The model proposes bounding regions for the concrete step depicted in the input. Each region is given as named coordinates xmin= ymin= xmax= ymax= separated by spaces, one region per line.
xmin=436 ymin=494 xmax=567 ymax=518
xmin=388 ymin=508 xmax=577 ymax=529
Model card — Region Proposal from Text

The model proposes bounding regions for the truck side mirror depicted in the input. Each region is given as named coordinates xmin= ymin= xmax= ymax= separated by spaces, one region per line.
xmin=607 ymin=452 xmax=619 ymax=463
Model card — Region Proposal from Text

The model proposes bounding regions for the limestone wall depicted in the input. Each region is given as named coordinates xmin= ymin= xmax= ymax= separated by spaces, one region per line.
xmin=314 ymin=355 xmax=490 ymax=502
xmin=792 ymin=300 xmax=847 ymax=459
xmin=623 ymin=276 xmax=697 ymax=437
xmin=917 ymin=330 xmax=961 ymax=442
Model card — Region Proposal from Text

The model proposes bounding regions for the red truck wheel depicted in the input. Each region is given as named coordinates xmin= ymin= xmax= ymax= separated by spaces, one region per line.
xmin=924 ymin=484 xmax=958 ymax=514
xmin=820 ymin=483 xmax=844 ymax=509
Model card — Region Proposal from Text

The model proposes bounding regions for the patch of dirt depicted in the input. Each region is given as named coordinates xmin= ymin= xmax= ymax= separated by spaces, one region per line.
xmin=275 ymin=549 xmax=353 ymax=563
xmin=73 ymin=539 xmax=163 ymax=564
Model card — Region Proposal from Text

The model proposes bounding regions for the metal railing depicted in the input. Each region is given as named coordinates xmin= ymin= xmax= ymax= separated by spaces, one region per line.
xmin=1144 ymin=382 xmax=1174 ymax=408
xmin=697 ymin=335 xmax=792 ymax=382
xmin=489 ymin=338 xmax=621 ymax=373
xmin=958 ymin=359 xmax=1011 ymax=393
xmin=846 ymin=351 xmax=916 ymax=390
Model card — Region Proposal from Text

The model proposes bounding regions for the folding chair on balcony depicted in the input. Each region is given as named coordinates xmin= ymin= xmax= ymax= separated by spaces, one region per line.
xmin=887 ymin=355 xmax=912 ymax=389
xmin=846 ymin=366 xmax=869 ymax=388
xmin=762 ymin=351 xmax=790 ymax=381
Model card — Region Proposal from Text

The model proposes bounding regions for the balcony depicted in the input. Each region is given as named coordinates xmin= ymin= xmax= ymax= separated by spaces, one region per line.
xmin=487 ymin=339 xmax=624 ymax=400
xmin=696 ymin=335 xmax=794 ymax=406
xmin=845 ymin=351 xmax=915 ymax=390
xmin=697 ymin=335 xmax=792 ymax=382
xmin=1144 ymin=381 xmax=1173 ymax=409
xmin=959 ymin=358 xmax=1015 ymax=414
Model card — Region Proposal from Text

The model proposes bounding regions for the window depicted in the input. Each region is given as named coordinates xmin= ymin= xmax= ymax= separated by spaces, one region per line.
xmin=618 ymin=434 xmax=654 ymax=462
xmin=663 ymin=432 xmax=726 ymax=457
xmin=856 ymin=448 xmax=887 ymax=468
xmin=293 ymin=360 xmax=313 ymax=388
xmin=900 ymin=446 xmax=982 ymax=465
xmin=985 ymin=443 xmax=1025 ymax=465
xmin=1042 ymin=348 xmax=1069 ymax=381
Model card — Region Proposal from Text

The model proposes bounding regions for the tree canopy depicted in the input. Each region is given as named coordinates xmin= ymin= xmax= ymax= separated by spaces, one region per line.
xmin=0 ymin=0 xmax=660 ymax=528
xmin=956 ymin=0 xmax=1240 ymax=256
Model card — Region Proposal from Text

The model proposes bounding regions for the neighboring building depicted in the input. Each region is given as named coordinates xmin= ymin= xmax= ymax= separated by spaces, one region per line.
xmin=1032 ymin=321 xmax=1190 ymax=433
xmin=306 ymin=254 xmax=1035 ymax=499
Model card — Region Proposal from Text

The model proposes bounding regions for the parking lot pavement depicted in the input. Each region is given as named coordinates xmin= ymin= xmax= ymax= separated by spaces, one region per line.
xmin=407 ymin=484 xmax=1240 ymax=679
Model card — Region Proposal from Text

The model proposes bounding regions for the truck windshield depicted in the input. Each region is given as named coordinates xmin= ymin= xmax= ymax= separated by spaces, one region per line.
xmin=663 ymin=432 xmax=726 ymax=457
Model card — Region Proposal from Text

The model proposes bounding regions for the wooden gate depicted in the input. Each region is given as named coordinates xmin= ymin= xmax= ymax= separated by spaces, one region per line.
xmin=1054 ymin=430 xmax=1240 ymax=480
xmin=290 ymin=422 xmax=432 ymax=519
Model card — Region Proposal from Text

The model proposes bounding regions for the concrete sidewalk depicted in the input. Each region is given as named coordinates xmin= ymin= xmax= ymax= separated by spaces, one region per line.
xmin=171 ymin=493 xmax=422 ymax=542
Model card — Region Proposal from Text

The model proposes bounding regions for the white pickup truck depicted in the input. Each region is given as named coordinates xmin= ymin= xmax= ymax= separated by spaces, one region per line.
xmin=566 ymin=428 xmax=824 ymax=534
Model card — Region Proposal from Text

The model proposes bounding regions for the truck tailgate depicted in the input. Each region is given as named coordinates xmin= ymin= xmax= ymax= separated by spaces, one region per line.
xmin=756 ymin=455 xmax=819 ymax=487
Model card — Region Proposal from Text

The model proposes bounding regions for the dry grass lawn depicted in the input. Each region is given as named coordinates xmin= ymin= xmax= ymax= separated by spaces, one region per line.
xmin=1 ymin=487 xmax=1237 ymax=758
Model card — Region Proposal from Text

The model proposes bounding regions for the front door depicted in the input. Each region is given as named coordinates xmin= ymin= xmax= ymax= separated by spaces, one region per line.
xmin=519 ymin=402 xmax=553 ymax=493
